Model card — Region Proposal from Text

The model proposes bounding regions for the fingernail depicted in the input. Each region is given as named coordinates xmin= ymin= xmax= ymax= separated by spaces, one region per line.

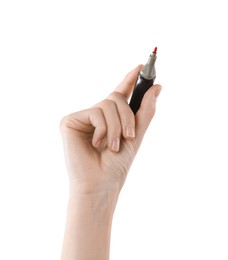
xmin=126 ymin=125 xmax=135 ymax=138
xmin=154 ymin=87 xmax=162 ymax=98
xmin=112 ymin=138 xmax=120 ymax=152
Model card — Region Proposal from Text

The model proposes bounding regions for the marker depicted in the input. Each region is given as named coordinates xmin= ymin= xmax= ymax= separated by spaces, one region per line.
xmin=129 ymin=47 xmax=157 ymax=114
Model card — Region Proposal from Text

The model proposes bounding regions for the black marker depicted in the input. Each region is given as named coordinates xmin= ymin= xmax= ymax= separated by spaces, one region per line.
xmin=129 ymin=47 xmax=157 ymax=114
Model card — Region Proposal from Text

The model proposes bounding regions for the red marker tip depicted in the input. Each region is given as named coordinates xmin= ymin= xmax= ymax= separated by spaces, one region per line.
xmin=153 ymin=47 xmax=157 ymax=54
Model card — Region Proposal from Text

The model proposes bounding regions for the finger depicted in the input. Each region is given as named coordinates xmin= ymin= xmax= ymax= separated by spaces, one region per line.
xmin=95 ymin=99 xmax=122 ymax=152
xmin=135 ymin=84 xmax=162 ymax=146
xmin=107 ymin=91 xmax=135 ymax=139
xmin=60 ymin=108 xmax=107 ymax=148
xmin=115 ymin=64 xmax=143 ymax=99
xmin=89 ymin=108 xmax=107 ymax=148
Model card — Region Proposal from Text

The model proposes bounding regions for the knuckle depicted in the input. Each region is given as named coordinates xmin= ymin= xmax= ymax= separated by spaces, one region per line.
xmin=101 ymin=99 xmax=117 ymax=109
xmin=59 ymin=115 xmax=71 ymax=130
xmin=59 ymin=114 xmax=79 ymax=131
xmin=91 ymin=106 xmax=103 ymax=116
xmin=94 ymin=99 xmax=117 ymax=112
xmin=59 ymin=112 xmax=84 ymax=132
xmin=108 ymin=91 xmax=124 ymax=101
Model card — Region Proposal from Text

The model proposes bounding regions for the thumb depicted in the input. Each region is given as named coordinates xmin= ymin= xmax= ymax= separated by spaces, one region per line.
xmin=135 ymin=84 xmax=162 ymax=145
xmin=115 ymin=64 xmax=143 ymax=99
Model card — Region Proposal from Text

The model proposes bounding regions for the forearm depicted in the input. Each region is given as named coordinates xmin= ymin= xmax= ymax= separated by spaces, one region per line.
xmin=61 ymin=185 xmax=119 ymax=260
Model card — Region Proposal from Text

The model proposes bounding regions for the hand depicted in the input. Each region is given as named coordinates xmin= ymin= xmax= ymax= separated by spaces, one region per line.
xmin=60 ymin=66 xmax=162 ymax=260
xmin=60 ymin=65 xmax=162 ymax=196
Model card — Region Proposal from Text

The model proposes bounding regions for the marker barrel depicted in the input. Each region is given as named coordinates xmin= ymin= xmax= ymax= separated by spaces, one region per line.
xmin=129 ymin=74 xmax=155 ymax=114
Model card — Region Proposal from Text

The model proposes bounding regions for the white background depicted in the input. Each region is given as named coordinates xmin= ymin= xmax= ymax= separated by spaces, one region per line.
xmin=0 ymin=0 xmax=228 ymax=259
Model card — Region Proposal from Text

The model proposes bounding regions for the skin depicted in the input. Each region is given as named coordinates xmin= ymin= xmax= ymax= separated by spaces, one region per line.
xmin=60 ymin=65 xmax=162 ymax=260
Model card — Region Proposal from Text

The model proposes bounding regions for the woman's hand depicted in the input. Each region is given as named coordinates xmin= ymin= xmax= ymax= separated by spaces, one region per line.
xmin=60 ymin=65 xmax=162 ymax=196
xmin=60 ymin=65 xmax=162 ymax=260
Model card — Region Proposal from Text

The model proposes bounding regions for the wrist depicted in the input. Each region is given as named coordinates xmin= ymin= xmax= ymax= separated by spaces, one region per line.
xmin=69 ymin=181 xmax=120 ymax=217
xmin=61 ymin=186 xmax=118 ymax=260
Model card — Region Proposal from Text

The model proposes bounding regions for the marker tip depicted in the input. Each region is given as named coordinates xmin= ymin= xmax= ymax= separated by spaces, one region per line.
xmin=153 ymin=47 xmax=157 ymax=54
